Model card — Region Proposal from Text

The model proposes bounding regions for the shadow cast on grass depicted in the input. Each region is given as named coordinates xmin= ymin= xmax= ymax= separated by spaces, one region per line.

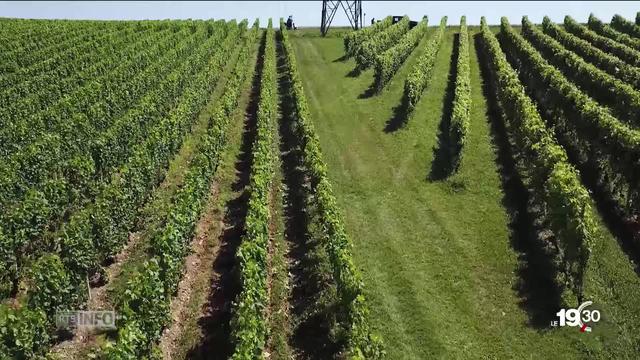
xmin=347 ymin=68 xmax=361 ymax=78
xmin=358 ymin=80 xmax=378 ymax=99
xmin=575 ymin=168 xmax=640 ymax=277
xmin=549 ymin=113 xmax=640 ymax=278
xmin=333 ymin=53 xmax=349 ymax=62
xmin=428 ymin=34 xmax=459 ymax=181
xmin=186 ymin=32 xmax=265 ymax=360
xmin=384 ymin=92 xmax=410 ymax=133
xmin=475 ymin=33 xmax=561 ymax=329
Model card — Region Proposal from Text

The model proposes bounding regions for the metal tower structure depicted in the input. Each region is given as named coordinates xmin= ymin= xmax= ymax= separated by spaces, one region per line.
xmin=320 ymin=0 xmax=363 ymax=36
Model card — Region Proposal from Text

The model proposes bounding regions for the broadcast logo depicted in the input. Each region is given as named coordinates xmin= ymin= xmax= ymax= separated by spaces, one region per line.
xmin=55 ymin=310 xmax=117 ymax=331
xmin=551 ymin=301 xmax=600 ymax=333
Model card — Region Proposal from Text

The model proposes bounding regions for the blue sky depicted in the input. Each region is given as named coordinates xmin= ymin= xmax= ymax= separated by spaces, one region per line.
xmin=0 ymin=1 xmax=638 ymax=26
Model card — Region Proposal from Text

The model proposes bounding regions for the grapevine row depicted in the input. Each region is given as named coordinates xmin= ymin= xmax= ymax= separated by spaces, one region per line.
xmin=0 ymin=19 xmax=81 ymax=56
xmin=502 ymin=16 xmax=640 ymax=225
xmin=611 ymin=14 xmax=640 ymax=39
xmin=0 ymin=23 xmax=209 ymax=205
xmin=403 ymin=16 xmax=447 ymax=115
xmin=280 ymin=18 xmax=384 ymax=359
xmin=354 ymin=16 xmax=411 ymax=70
xmin=0 ymin=26 xmax=172 ymax=133
xmin=0 ymin=24 xmax=153 ymax=98
xmin=54 ymin=22 xmax=239 ymax=280
xmin=541 ymin=17 xmax=640 ymax=89
xmin=229 ymin=19 xmax=277 ymax=360
xmin=448 ymin=16 xmax=471 ymax=173
xmin=564 ymin=15 xmax=640 ymax=67
xmin=0 ymin=23 xmax=228 ymax=296
xmin=588 ymin=14 xmax=640 ymax=50
xmin=563 ymin=15 xmax=640 ymax=68
xmin=521 ymin=16 xmax=640 ymax=127
xmin=373 ymin=16 xmax=428 ymax=92
xmin=481 ymin=17 xmax=596 ymax=303
xmin=101 ymin=21 xmax=259 ymax=359
xmin=0 ymin=21 xmax=117 ymax=75
xmin=0 ymin=22 xmax=133 ymax=91
xmin=0 ymin=23 xmax=197 ymax=155
xmin=343 ymin=16 xmax=393 ymax=57
xmin=0 ymin=20 xmax=250 ymax=360
xmin=0 ymin=20 xmax=234 ymax=296
xmin=0 ymin=19 xmax=103 ymax=55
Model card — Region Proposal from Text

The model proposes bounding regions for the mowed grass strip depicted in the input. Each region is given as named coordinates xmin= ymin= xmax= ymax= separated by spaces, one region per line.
xmin=288 ymin=26 xmax=640 ymax=359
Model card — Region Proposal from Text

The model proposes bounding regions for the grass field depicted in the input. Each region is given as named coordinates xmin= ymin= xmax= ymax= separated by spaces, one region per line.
xmin=289 ymin=26 xmax=640 ymax=359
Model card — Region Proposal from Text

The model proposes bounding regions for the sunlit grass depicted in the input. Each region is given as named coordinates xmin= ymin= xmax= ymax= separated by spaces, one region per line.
xmin=288 ymin=26 xmax=640 ymax=359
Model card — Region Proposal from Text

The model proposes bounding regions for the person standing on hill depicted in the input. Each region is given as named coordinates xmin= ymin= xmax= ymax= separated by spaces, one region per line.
xmin=286 ymin=15 xmax=297 ymax=30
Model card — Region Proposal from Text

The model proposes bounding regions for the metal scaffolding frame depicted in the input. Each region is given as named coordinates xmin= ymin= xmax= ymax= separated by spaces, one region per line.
xmin=320 ymin=0 xmax=363 ymax=36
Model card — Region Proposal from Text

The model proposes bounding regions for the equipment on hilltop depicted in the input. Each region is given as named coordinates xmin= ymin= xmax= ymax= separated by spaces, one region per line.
xmin=320 ymin=0 xmax=363 ymax=36
xmin=392 ymin=15 xmax=421 ymax=28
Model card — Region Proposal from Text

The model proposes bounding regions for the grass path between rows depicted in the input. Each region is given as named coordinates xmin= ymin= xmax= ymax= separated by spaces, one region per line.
xmin=289 ymin=26 xmax=640 ymax=359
